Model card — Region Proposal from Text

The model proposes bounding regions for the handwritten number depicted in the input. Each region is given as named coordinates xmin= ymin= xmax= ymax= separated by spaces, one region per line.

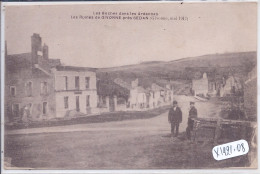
xmin=214 ymin=148 xmax=219 ymax=157
xmin=237 ymin=144 xmax=242 ymax=152
xmin=241 ymin=143 xmax=245 ymax=152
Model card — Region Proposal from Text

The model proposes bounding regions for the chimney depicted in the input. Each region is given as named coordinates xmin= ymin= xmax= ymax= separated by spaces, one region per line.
xmin=31 ymin=33 xmax=42 ymax=65
xmin=43 ymin=43 xmax=49 ymax=60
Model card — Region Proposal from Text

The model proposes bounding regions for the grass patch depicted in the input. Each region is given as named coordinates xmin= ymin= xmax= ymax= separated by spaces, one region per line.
xmin=6 ymin=105 xmax=171 ymax=130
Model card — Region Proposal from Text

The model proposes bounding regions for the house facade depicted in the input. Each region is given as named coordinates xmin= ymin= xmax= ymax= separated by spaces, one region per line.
xmin=148 ymin=83 xmax=164 ymax=108
xmin=192 ymin=72 xmax=209 ymax=96
xmin=220 ymin=75 xmax=242 ymax=97
xmin=5 ymin=33 xmax=56 ymax=122
xmin=96 ymin=78 xmax=129 ymax=112
xmin=148 ymin=83 xmax=174 ymax=108
xmin=114 ymin=78 xmax=149 ymax=110
xmin=129 ymin=86 xmax=147 ymax=109
xmin=52 ymin=66 xmax=98 ymax=117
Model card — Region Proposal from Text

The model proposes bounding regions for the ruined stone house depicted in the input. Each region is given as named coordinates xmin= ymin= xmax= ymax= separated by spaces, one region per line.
xmin=5 ymin=33 xmax=58 ymax=122
xmin=192 ymin=72 xmax=209 ymax=96
xmin=220 ymin=75 xmax=243 ymax=97
xmin=149 ymin=83 xmax=165 ymax=108
xmin=97 ymin=79 xmax=129 ymax=112
xmin=114 ymin=78 xmax=148 ymax=109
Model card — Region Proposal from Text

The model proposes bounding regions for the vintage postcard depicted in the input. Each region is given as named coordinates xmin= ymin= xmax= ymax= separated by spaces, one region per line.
xmin=1 ymin=1 xmax=258 ymax=172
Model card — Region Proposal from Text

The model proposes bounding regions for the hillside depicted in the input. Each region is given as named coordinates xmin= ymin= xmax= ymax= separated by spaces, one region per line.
xmin=97 ymin=51 xmax=257 ymax=93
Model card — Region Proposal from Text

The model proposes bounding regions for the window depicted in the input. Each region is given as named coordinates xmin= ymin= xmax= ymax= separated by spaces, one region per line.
xmin=12 ymin=104 xmax=19 ymax=117
xmin=64 ymin=76 xmax=68 ymax=90
xmin=40 ymin=82 xmax=48 ymax=95
xmin=85 ymin=77 xmax=90 ymax=89
xmin=75 ymin=76 xmax=80 ymax=90
xmin=86 ymin=95 xmax=90 ymax=107
xmin=10 ymin=86 xmax=16 ymax=97
xmin=25 ymin=81 xmax=33 ymax=97
xmin=64 ymin=96 xmax=69 ymax=109
xmin=43 ymin=102 xmax=48 ymax=115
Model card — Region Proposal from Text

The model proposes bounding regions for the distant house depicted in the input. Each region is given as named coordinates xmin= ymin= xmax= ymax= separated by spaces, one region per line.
xmin=5 ymin=33 xmax=58 ymax=122
xmin=220 ymin=75 xmax=243 ymax=97
xmin=207 ymin=75 xmax=226 ymax=97
xmin=146 ymin=83 xmax=174 ymax=108
xmin=97 ymin=79 xmax=129 ymax=112
xmin=131 ymin=86 xmax=147 ymax=109
xmin=149 ymin=83 xmax=164 ymax=108
xmin=192 ymin=72 xmax=209 ymax=96
xmin=244 ymin=66 xmax=257 ymax=120
xmin=51 ymin=66 xmax=98 ymax=117
xmin=114 ymin=78 xmax=148 ymax=109
xmin=208 ymin=81 xmax=217 ymax=96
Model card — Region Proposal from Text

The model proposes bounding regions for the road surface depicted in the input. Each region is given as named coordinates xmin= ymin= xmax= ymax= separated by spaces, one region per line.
xmin=5 ymin=96 xmax=224 ymax=169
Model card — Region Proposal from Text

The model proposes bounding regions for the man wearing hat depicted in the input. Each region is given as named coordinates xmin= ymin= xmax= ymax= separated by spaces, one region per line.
xmin=168 ymin=100 xmax=182 ymax=137
xmin=186 ymin=101 xmax=198 ymax=140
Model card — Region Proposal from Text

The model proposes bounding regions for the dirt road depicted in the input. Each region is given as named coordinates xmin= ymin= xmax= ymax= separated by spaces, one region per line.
xmin=5 ymin=96 xmax=230 ymax=169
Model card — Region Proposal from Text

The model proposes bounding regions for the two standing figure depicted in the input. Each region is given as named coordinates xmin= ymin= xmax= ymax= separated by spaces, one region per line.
xmin=168 ymin=100 xmax=197 ymax=139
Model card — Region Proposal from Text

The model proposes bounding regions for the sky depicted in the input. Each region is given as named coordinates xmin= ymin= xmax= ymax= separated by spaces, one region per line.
xmin=4 ymin=2 xmax=257 ymax=68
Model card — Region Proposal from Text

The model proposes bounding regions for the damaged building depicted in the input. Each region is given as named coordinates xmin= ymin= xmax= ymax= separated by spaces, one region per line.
xmin=5 ymin=33 xmax=58 ymax=122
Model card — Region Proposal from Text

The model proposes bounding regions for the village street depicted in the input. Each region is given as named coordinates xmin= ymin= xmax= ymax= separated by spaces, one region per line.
xmin=5 ymin=96 xmax=226 ymax=169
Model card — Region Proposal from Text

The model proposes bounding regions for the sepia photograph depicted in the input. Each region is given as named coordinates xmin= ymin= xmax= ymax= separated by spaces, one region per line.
xmin=2 ymin=2 xmax=258 ymax=171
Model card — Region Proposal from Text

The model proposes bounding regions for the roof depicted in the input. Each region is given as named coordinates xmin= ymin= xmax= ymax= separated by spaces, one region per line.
xmin=114 ymin=78 xmax=132 ymax=90
xmin=151 ymin=83 xmax=165 ymax=91
xmin=6 ymin=53 xmax=32 ymax=73
xmin=97 ymin=79 xmax=130 ymax=98
xmin=6 ymin=52 xmax=52 ymax=78
xmin=48 ymin=59 xmax=61 ymax=68
xmin=113 ymin=78 xmax=151 ymax=94
xmin=55 ymin=65 xmax=97 ymax=72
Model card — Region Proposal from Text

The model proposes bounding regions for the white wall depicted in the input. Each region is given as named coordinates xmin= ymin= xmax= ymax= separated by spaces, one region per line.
xmin=52 ymin=69 xmax=98 ymax=117
xmin=53 ymin=70 xmax=96 ymax=91
xmin=129 ymin=89 xmax=147 ymax=108
xmin=55 ymin=90 xmax=98 ymax=117
xmin=137 ymin=93 xmax=146 ymax=104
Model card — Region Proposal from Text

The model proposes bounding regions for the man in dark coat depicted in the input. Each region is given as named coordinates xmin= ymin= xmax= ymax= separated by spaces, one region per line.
xmin=186 ymin=101 xmax=198 ymax=140
xmin=168 ymin=100 xmax=182 ymax=137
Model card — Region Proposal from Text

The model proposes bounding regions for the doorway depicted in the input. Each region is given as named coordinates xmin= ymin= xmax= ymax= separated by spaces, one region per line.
xmin=76 ymin=96 xmax=80 ymax=112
